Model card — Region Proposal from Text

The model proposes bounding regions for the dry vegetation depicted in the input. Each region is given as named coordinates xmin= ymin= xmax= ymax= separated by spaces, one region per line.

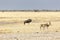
xmin=0 ymin=11 xmax=60 ymax=40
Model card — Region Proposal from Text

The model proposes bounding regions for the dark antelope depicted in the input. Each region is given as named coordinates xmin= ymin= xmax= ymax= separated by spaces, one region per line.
xmin=24 ymin=19 xmax=32 ymax=25
xmin=40 ymin=21 xmax=51 ymax=29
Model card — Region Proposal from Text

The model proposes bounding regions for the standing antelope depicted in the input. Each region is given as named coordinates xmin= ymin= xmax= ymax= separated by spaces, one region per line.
xmin=40 ymin=21 xmax=51 ymax=29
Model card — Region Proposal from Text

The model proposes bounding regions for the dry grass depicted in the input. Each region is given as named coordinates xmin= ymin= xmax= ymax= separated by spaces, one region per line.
xmin=0 ymin=11 xmax=60 ymax=40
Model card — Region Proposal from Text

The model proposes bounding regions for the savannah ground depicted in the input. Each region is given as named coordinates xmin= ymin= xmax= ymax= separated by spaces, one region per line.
xmin=0 ymin=11 xmax=60 ymax=40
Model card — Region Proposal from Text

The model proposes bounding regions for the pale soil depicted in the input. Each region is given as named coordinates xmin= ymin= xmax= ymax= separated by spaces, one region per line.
xmin=0 ymin=32 xmax=60 ymax=40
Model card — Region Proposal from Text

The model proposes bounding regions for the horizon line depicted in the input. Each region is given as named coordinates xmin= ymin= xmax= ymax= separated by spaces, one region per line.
xmin=0 ymin=10 xmax=60 ymax=12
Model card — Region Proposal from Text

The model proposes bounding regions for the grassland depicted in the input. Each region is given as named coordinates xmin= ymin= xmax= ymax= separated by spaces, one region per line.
xmin=0 ymin=11 xmax=60 ymax=40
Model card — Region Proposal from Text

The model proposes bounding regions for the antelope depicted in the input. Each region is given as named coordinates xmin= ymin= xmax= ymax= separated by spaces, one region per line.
xmin=40 ymin=21 xmax=51 ymax=29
